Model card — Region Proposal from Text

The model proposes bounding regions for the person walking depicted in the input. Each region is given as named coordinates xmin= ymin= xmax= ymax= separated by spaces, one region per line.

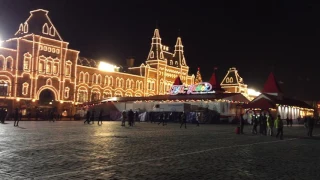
xmin=14 ymin=108 xmax=19 ymax=127
xmin=180 ymin=111 xmax=187 ymax=129
xmin=274 ymin=115 xmax=284 ymax=140
xmin=158 ymin=113 xmax=166 ymax=126
xmin=128 ymin=109 xmax=134 ymax=126
xmin=195 ymin=112 xmax=200 ymax=126
xmin=252 ymin=114 xmax=258 ymax=134
xmin=267 ymin=115 xmax=274 ymax=136
xmin=98 ymin=109 xmax=103 ymax=125
xmin=84 ymin=110 xmax=91 ymax=124
xmin=121 ymin=110 xmax=127 ymax=126
xmin=307 ymin=117 xmax=315 ymax=137
xmin=90 ymin=109 xmax=95 ymax=124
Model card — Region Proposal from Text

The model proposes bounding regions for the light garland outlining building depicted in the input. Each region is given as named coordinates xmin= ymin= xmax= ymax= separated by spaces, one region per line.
xmin=0 ymin=9 xmax=194 ymax=115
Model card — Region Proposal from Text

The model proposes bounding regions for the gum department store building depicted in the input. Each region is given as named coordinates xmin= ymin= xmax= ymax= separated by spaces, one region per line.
xmin=0 ymin=9 xmax=197 ymax=114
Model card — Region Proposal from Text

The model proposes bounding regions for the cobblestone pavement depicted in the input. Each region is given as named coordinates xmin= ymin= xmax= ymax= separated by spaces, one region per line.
xmin=0 ymin=121 xmax=319 ymax=180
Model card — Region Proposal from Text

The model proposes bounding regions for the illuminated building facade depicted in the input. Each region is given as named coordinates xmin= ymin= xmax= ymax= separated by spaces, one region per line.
xmin=0 ymin=9 xmax=194 ymax=114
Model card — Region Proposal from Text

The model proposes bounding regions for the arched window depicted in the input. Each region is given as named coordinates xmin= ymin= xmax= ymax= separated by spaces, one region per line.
xmin=22 ymin=82 xmax=29 ymax=95
xmin=85 ymin=73 xmax=89 ymax=83
xmin=160 ymin=79 xmax=164 ymax=93
xmin=49 ymin=26 xmax=55 ymax=36
xmin=79 ymin=72 xmax=84 ymax=82
xmin=46 ymin=61 xmax=52 ymax=74
xmin=78 ymin=88 xmax=88 ymax=102
xmin=64 ymin=87 xmax=70 ymax=98
xmin=0 ymin=55 xmax=5 ymax=70
xmin=160 ymin=52 xmax=164 ymax=59
xmin=39 ymin=56 xmax=45 ymax=73
xmin=150 ymin=51 xmax=154 ymax=58
xmin=92 ymin=74 xmax=97 ymax=84
xmin=53 ymin=62 xmax=59 ymax=75
xmin=114 ymin=91 xmax=122 ymax=97
xmin=170 ymin=60 xmax=173 ymax=65
xmin=0 ymin=80 xmax=9 ymax=96
xmin=23 ymin=53 xmax=32 ymax=71
xmin=97 ymin=74 xmax=102 ymax=84
xmin=24 ymin=23 xmax=28 ymax=33
xmin=42 ymin=23 xmax=49 ymax=34
xmin=91 ymin=90 xmax=100 ymax=101
xmin=103 ymin=90 xmax=112 ymax=99
xmin=65 ymin=61 xmax=72 ymax=77
xmin=6 ymin=57 xmax=13 ymax=71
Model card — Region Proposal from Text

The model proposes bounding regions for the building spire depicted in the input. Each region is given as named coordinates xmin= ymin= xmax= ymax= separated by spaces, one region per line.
xmin=172 ymin=36 xmax=186 ymax=66
xmin=262 ymin=72 xmax=283 ymax=95
xmin=147 ymin=28 xmax=163 ymax=61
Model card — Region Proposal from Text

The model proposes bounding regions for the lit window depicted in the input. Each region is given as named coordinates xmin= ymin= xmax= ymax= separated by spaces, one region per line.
xmin=64 ymin=87 xmax=70 ymax=98
xmin=23 ymin=53 xmax=31 ymax=71
xmin=150 ymin=51 xmax=154 ymax=58
xmin=39 ymin=62 xmax=44 ymax=73
xmin=65 ymin=61 xmax=72 ymax=76
xmin=46 ymin=63 xmax=51 ymax=74
xmin=6 ymin=57 xmax=13 ymax=71
xmin=53 ymin=64 xmax=58 ymax=74
xmin=49 ymin=26 xmax=55 ymax=36
xmin=0 ymin=81 xmax=9 ymax=96
xmin=42 ymin=23 xmax=49 ymax=34
xmin=24 ymin=23 xmax=28 ymax=33
xmin=22 ymin=82 xmax=29 ymax=95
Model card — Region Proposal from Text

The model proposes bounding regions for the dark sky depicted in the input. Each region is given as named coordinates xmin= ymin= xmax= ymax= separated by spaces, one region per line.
xmin=1 ymin=0 xmax=320 ymax=100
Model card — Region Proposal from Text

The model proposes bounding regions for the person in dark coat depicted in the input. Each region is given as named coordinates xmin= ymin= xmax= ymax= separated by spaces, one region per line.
xmin=158 ymin=113 xmax=166 ymax=126
xmin=260 ymin=113 xmax=267 ymax=135
xmin=84 ymin=110 xmax=91 ymax=124
xmin=252 ymin=114 xmax=258 ymax=134
xmin=98 ymin=109 xmax=103 ymax=125
xmin=134 ymin=111 xmax=139 ymax=123
xmin=307 ymin=117 xmax=315 ymax=137
xmin=180 ymin=111 xmax=187 ymax=129
xmin=14 ymin=108 xmax=19 ymax=127
xmin=128 ymin=109 xmax=134 ymax=126
xmin=90 ymin=110 xmax=95 ymax=124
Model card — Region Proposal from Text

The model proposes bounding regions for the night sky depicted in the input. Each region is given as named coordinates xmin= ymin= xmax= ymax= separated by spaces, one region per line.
xmin=0 ymin=0 xmax=320 ymax=100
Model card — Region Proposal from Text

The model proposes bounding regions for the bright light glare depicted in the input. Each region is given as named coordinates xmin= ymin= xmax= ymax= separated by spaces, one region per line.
xmin=0 ymin=37 xmax=3 ymax=47
xmin=98 ymin=61 xmax=117 ymax=72
xmin=247 ymin=88 xmax=261 ymax=96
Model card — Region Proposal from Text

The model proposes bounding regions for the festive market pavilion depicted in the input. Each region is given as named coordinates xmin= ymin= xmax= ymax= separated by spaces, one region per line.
xmin=244 ymin=72 xmax=314 ymax=122
xmin=84 ymin=75 xmax=250 ymax=122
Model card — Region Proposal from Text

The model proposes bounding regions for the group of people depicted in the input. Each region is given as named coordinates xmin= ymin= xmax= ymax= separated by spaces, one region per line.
xmin=121 ymin=109 xmax=139 ymax=126
xmin=84 ymin=109 xmax=105 ymax=125
xmin=152 ymin=111 xmax=200 ymax=128
xmin=239 ymin=113 xmax=316 ymax=139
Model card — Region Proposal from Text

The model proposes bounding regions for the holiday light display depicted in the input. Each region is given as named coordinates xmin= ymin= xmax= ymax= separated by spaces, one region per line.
xmin=170 ymin=82 xmax=214 ymax=95
xmin=1 ymin=9 xmax=313 ymax=119
xmin=195 ymin=68 xmax=202 ymax=84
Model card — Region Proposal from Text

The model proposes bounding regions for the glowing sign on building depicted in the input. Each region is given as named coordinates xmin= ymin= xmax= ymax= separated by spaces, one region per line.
xmin=170 ymin=82 xmax=214 ymax=95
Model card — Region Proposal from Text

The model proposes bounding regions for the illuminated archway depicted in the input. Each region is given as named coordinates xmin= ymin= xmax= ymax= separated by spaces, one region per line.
xmin=37 ymin=86 xmax=59 ymax=101
xmin=38 ymin=89 xmax=56 ymax=105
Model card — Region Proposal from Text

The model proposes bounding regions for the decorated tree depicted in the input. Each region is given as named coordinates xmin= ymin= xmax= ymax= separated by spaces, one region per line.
xmin=195 ymin=67 xmax=202 ymax=84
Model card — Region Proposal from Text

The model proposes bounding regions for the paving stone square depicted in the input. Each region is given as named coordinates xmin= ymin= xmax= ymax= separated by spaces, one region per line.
xmin=0 ymin=121 xmax=319 ymax=180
